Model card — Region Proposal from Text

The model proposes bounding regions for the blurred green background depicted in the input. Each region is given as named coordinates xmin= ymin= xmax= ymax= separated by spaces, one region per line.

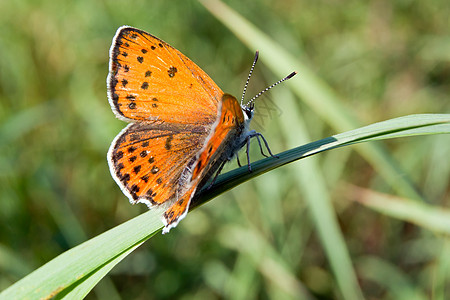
xmin=0 ymin=0 xmax=449 ymax=299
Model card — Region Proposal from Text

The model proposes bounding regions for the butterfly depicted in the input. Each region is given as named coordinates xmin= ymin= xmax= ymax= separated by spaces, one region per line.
xmin=107 ymin=26 xmax=296 ymax=234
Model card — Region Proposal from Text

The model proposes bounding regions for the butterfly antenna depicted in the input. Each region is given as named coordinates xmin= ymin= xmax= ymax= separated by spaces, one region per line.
xmin=245 ymin=71 xmax=297 ymax=109
xmin=241 ymin=51 xmax=259 ymax=107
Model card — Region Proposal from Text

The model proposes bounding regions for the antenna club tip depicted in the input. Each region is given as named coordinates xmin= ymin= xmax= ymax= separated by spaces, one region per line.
xmin=287 ymin=71 xmax=297 ymax=79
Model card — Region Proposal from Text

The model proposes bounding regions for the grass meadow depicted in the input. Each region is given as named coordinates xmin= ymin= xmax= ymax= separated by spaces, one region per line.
xmin=0 ymin=0 xmax=449 ymax=299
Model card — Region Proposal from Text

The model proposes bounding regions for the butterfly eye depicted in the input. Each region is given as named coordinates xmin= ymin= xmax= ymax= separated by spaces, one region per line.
xmin=244 ymin=105 xmax=254 ymax=119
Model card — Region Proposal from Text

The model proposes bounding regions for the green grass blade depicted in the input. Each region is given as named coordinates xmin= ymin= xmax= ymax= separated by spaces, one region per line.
xmin=333 ymin=114 xmax=450 ymax=144
xmin=58 ymin=245 xmax=141 ymax=299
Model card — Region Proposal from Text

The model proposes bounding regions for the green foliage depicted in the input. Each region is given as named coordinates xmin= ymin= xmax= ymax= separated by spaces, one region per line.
xmin=0 ymin=0 xmax=449 ymax=299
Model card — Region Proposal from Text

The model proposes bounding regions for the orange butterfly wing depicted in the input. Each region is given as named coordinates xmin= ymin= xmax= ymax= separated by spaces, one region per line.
xmin=107 ymin=26 xmax=222 ymax=125
xmin=108 ymin=122 xmax=209 ymax=207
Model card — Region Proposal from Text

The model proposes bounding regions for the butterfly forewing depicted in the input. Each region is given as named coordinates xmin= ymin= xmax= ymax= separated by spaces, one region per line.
xmin=108 ymin=26 xmax=222 ymax=125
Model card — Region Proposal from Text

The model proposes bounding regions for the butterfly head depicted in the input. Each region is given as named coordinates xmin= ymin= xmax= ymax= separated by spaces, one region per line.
xmin=242 ymin=102 xmax=255 ymax=122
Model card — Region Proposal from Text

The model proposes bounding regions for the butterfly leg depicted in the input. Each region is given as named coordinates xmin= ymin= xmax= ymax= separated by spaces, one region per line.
xmin=236 ymin=155 xmax=242 ymax=168
xmin=246 ymin=135 xmax=253 ymax=172
xmin=255 ymin=134 xmax=269 ymax=157
xmin=254 ymin=132 xmax=278 ymax=158
xmin=207 ymin=159 xmax=228 ymax=189
xmin=244 ymin=131 xmax=278 ymax=172
xmin=248 ymin=131 xmax=278 ymax=159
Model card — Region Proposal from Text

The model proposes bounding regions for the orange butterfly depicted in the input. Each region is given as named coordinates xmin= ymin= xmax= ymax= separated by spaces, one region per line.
xmin=107 ymin=26 xmax=295 ymax=233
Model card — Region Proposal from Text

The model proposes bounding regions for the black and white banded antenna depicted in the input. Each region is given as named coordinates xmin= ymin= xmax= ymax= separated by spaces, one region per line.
xmin=240 ymin=51 xmax=260 ymax=108
xmin=245 ymin=71 xmax=297 ymax=110
xmin=240 ymin=51 xmax=297 ymax=111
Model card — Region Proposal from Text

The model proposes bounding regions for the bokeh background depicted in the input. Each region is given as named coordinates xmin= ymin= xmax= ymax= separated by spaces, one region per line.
xmin=1 ymin=0 xmax=449 ymax=299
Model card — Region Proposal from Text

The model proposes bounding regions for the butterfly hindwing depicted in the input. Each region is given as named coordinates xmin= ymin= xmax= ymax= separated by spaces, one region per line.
xmin=162 ymin=185 xmax=196 ymax=234
xmin=108 ymin=121 xmax=209 ymax=207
